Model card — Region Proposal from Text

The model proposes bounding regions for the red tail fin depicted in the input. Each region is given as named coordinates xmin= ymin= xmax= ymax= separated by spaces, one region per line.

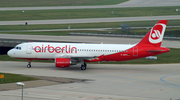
xmin=138 ymin=20 xmax=168 ymax=47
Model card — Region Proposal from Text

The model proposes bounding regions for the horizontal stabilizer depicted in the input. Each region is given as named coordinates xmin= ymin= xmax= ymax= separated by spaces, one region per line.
xmin=147 ymin=50 xmax=167 ymax=52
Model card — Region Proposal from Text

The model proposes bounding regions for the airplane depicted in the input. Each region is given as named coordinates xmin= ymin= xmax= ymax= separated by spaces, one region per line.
xmin=7 ymin=20 xmax=169 ymax=70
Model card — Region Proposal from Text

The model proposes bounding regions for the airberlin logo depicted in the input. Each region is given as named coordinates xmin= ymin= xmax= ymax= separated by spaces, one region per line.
xmin=33 ymin=45 xmax=77 ymax=53
xmin=151 ymin=30 xmax=161 ymax=39
xmin=149 ymin=23 xmax=166 ymax=43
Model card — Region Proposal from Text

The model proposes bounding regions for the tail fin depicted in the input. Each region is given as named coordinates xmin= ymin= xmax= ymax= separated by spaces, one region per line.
xmin=138 ymin=20 xmax=168 ymax=47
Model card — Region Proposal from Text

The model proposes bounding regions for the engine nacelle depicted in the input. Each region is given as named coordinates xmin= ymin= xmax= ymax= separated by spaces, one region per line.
xmin=55 ymin=58 xmax=70 ymax=68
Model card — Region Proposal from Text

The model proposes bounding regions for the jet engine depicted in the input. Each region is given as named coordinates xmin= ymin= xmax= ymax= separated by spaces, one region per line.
xmin=55 ymin=58 xmax=76 ymax=68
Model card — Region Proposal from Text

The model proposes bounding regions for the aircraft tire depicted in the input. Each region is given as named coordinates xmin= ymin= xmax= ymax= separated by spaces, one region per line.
xmin=27 ymin=64 xmax=31 ymax=68
xmin=81 ymin=63 xmax=86 ymax=70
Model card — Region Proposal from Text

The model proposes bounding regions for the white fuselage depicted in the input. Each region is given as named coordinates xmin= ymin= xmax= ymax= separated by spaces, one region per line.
xmin=8 ymin=42 xmax=136 ymax=60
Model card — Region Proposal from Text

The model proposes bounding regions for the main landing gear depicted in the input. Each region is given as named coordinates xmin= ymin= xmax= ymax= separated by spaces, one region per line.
xmin=27 ymin=60 xmax=31 ymax=68
xmin=81 ymin=63 xmax=87 ymax=70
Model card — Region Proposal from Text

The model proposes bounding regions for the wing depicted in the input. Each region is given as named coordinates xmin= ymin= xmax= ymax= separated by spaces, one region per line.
xmin=54 ymin=54 xmax=104 ymax=62
xmin=54 ymin=54 xmax=97 ymax=59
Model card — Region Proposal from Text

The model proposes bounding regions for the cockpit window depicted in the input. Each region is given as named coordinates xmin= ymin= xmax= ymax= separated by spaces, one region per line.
xmin=14 ymin=47 xmax=21 ymax=50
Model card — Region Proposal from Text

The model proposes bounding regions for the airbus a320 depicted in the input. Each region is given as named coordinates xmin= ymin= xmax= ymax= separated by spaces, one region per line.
xmin=8 ymin=20 xmax=169 ymax=70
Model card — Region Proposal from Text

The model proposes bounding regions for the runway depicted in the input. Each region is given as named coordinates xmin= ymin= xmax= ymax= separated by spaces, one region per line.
xmin=1 ymin=15 xmax=180 ymax=25
xmin=0 ymin=0 xmax=180 ymax=11
xmin=0 ymin=61 xmax=180 ymax=100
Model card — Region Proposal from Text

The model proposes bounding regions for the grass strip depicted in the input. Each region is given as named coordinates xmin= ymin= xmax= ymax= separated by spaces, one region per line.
xmin=0 ymin=73 xmax=38 ymax=84
xmin=0 ymin=6 xmax=180 ymax=21
xmin=0 ymin=0 xmax=128 ymax=7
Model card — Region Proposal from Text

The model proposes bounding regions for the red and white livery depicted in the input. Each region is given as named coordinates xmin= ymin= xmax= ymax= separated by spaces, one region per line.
xmin=8 ymin=20 xmax=169 ymax=70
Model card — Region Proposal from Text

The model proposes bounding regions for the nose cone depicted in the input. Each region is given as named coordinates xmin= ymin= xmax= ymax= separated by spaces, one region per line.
xmin=7 ymin=49 xmax=14 ymax=57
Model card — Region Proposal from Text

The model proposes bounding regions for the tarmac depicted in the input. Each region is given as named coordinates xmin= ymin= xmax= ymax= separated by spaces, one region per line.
xmin=0 ymin=61 xmax=180 ymax=100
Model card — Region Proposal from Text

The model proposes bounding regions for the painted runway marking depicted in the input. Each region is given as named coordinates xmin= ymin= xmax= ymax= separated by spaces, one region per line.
xmin=160 ymin=74 xmax=180 ymax=87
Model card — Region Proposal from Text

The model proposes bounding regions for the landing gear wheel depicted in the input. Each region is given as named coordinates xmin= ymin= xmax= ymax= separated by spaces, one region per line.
xmin=81 ymin=65 xmax=86 ymax=70
xmin=81 ymin=63 xmax=87 ymax=70
xmin=27 ymin=64 xmax=31 ymax=68
xmin=27 ymin=60 xmax=31 ymax=68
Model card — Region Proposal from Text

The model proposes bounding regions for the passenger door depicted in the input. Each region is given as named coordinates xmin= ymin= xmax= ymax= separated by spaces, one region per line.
xmin=26 ymin=44 xmax=32 ymax=54
xmin=133 ymin=47 xmax=138 ymax=56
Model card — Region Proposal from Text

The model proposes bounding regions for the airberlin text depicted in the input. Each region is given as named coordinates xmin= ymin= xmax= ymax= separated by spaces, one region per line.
xmin=33 ymin=45 xmax=77 ymax=53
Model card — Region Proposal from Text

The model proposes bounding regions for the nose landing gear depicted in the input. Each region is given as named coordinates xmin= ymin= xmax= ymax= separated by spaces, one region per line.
xmin=27 ymin=60 xmax=31 ymax=68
